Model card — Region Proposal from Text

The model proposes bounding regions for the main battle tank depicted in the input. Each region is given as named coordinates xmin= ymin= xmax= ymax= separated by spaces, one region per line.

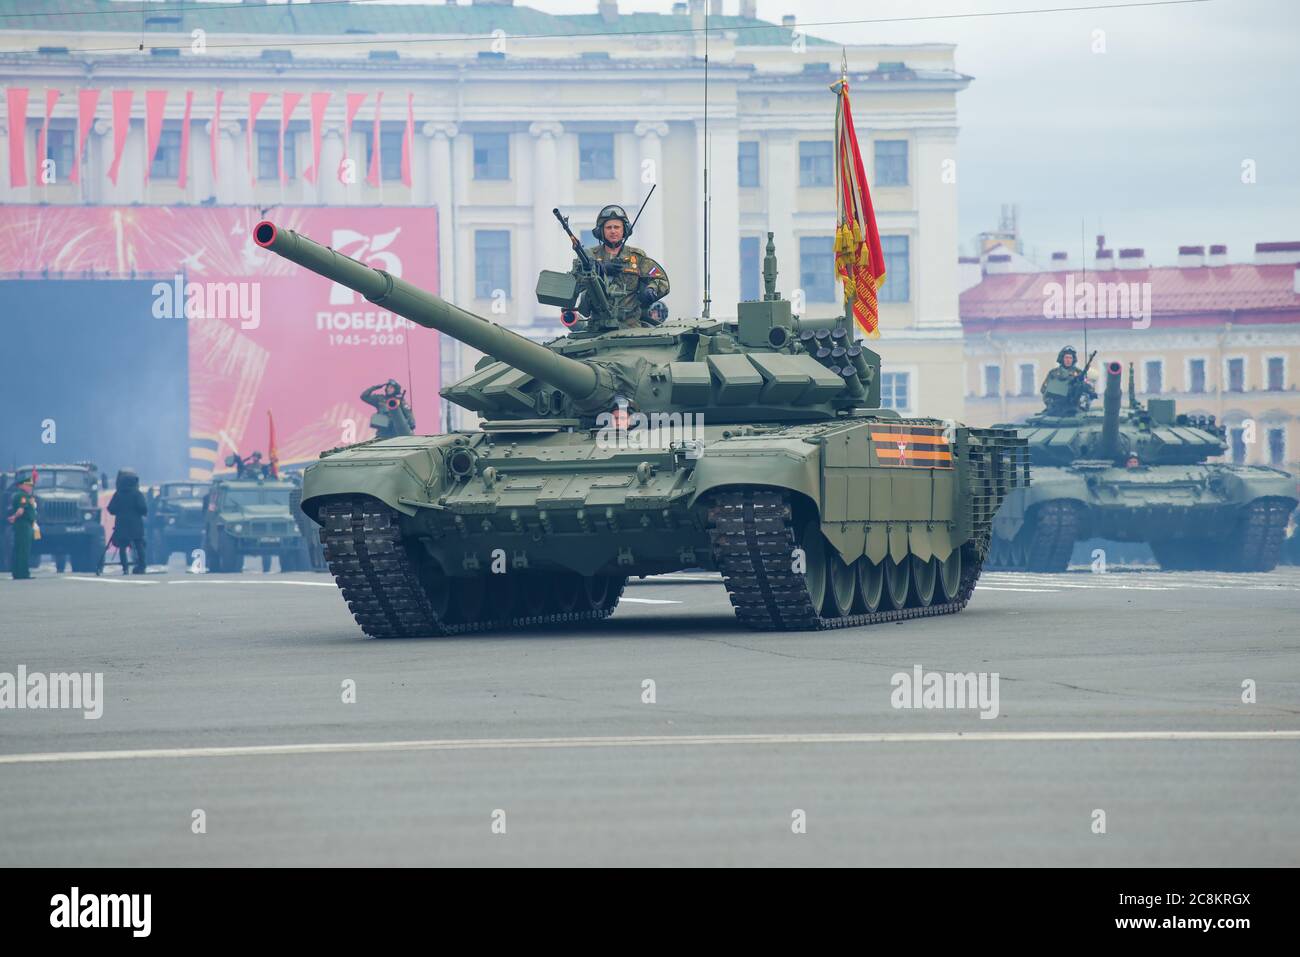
xmin=990 ymin=361 xmax=1297 ymax=571
xmin=254 ymin=221 xmax=1028 ymax=636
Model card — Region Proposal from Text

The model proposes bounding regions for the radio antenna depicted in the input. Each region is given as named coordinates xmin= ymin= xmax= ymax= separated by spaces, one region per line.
xmin=701 ymin=5 xmax=711 ymax=319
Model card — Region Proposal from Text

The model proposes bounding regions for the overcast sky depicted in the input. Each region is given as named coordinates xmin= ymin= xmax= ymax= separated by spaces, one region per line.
xmin=486 ymin=0 xmax=1300 ymax=265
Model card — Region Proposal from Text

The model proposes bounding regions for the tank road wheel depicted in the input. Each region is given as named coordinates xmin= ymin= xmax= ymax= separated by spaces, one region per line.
xmin=412 ymin=555 xmax=453 ymax=621
xmin=581 ymin=574 xmax=618 ymax=611
xmin=796 ymin=520 xmax=829 ymax=614
xmin=520 ymin=572 xmax=554 ymax=617
xmin=853 ymin=557 xmax=885 ymax=614
xmin=938 ymin=548 xmax=964 ymax=602
xmin=552 ymin=572 xmax=583 ymax=614
xmin=908 ymin=554 xmax=937 ymax=608
xmin=454 ymin=576 xmax=487 ymax=623
xmin=882 ymin=555 xmax=911 ymax=611
xmin=824 ymin=546 xmax=857 ymax=618
xmin=485 ymin=573 xmax=519 ymax=623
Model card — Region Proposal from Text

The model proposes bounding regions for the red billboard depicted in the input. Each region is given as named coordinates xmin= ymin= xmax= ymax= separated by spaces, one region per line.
xmin=0 ymin=205 xmax=439 ymax=477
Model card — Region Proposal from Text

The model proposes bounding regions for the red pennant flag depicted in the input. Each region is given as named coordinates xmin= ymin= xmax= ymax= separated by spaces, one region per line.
xmin=279 ymin=91 xmax=301 ymax=185
xmin=178 ymin=90 xmax=193 ymax=189
xmin=247 ymin=91 xmax=269 ymax=186
xmin=210 ymin=89 xmax=223 ymax=184
xmin=267 ymin=411 xmax=280 ymax=480
xmin=143 ymin=90 xmax=168 ymax=184
xmin=366 ymin=91 xmax=383 ymax=187
xmin=107 ymin=89 xmax=133 ymax=186
xmin=303 ymin=91 xmax=330 ymax=183
xmin=832 ymin=76 xmax=886 ymax=339
xmin=341 ymin=92 xmax=365 ymax=185
xmin=71 ymin=88 xmax=99 ymax=184
xmin=37 ymin=89 xmax=60 ymax=186
xmin=6 ymin=88 xmax=29 ymax=187
xmin=401 ymin=92 xmax=414 ymax=188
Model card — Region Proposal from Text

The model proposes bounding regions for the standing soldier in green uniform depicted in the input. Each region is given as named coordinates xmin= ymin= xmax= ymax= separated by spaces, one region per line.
xmin=1040 ymin=345 xmax=1097 ymax=415
xmin=568 ymin=204 xmax=670 ymax=329
xmin=6 ymin=472 xmax=37 ymax=580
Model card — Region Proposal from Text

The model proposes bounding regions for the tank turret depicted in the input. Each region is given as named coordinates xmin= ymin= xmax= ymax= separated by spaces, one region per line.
xmin=255 ymin=222 xmax=878 ymax=423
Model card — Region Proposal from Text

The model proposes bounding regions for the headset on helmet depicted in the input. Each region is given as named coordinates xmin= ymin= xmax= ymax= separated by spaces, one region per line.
xmin=592 ymin=204 xmax=632 ymax=241
xmin=1057 ymin=346 xmax=1078 ymax=365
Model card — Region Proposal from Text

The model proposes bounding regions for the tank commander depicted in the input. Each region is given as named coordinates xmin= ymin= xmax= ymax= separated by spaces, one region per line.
xmin=1040 ymin=346 xmax=1097 ymax=415
xmin=569 ymin=204 xmax=669 ymax=330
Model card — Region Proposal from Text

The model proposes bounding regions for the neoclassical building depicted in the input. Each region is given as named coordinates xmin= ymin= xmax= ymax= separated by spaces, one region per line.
xmin=1 ymin=0 xmax=973 ymax=427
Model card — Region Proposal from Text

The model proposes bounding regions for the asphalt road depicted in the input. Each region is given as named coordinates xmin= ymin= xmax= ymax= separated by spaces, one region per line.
xmin=2 ymin=558 xmax=1298 ymax=866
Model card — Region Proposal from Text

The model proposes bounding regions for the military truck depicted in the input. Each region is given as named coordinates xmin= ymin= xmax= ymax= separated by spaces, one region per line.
xmin=146 ymin=481 xmax=210 ymax=565
xmin=202 ymin=465 xmax=307 ymax=573
xmin=253 ymin=221 xmax=1028 ymax=636
xmin=0 ymin=463 xmax=106 ymax=573
xmin=991 ymin=361 xmax=1297 ymax=572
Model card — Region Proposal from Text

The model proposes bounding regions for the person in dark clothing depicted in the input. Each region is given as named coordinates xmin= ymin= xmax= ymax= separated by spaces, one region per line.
xmin=107 ymin=469 xmax=148 ymax=574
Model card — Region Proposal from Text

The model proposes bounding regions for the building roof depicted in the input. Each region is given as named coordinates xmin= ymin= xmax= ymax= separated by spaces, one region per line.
xmin=961 ymin=261 xmax=1300 ymax=329
xmin=0 ymin=1 xmax=831 ymax=47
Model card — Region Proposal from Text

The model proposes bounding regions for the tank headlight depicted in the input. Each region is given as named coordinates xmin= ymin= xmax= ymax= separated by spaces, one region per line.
xmin=232 ymin=523 xmax=244 ymax=533
xmin=167 ymin=517 xmax=176 ymax=525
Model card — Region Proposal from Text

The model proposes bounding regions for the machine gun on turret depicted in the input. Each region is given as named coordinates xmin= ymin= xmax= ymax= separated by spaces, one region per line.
xmin=544 ymin=208 xmax=616 ymax=330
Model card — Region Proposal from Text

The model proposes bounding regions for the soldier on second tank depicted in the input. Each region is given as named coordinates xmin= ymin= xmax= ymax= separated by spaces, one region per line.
xmin=569 ymin=204 xmax=669 ymax=329
xmin=1040 ymin=346 xmax=1097 ymax=415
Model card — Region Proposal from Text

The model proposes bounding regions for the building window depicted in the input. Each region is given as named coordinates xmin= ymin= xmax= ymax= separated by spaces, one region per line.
xmin=983 ymin=365 xmax=1001 ymax=398
xmin=473 ymin=133 xmax=509 ymax=180
xmin=874 ymin=139 xmax=908 ymax=186
xmin=798 ymin=236 xmax=836 ymax=303
xmin=1226 ymin=357 xmax=1245 ymax=392
xmin=798 ymin=140 xmax=832 ymax=187
xmin=1266 ymin=355 xmax=1285 ymax=391
xmin=579 ymin=133 xmax=614 ymax=180
xmin=362 ymin=128 xmax=403 ymax=182
xmin=1143 ymin=359 xmax=1163 ymax=394
xmin=880 ymin=371 xmax=910 ymax=412
xmin=1229 ymin=427 xmax=1247 ymax=464
xmin=740 ymin=237 xmax=760 ymax=301
xmin=738 ymin=141 xmax=759 ymax=188
xmin=149 ymin=129 xmax=183 ymax=181
xmin=1188 ymin=357 xmax=1206 ymax=393
xmin=1267 ymin=427 xmax=1286 ymax=466
xmin=1018 ymin=363 xmax=1036 ymax=396
xmin=879 ymin=235 xmax=909 ymax=303
xmin=257 ymin=130 xmax=279 ymax=182
xmin=44 ymin=127 xmax=74 ymax=179
xmin=474 ymin=230 xmax=511 ymax=300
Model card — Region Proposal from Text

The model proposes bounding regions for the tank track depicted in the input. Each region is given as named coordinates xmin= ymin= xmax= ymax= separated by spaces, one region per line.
xmin=318 ymin=498 xmax=624 ymax=637
xmin=1023 ymin=501 xmax=1081 ymax=572
xmin=1220 ymin=498 xmax=1293 ymax=572
xmin=705 ymin=489 xmax=984 ymax=631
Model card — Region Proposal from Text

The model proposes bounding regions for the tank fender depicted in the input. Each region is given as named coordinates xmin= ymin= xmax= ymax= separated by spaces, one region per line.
xmin=301 ymin=440 xmax=452 ymax=519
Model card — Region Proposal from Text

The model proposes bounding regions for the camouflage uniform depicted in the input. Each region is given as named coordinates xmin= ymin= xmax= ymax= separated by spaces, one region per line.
xmin=1040 ymin=346 xmax=1095 ymax=415
xmin=573 ymin=244 xmax=670 ymax=329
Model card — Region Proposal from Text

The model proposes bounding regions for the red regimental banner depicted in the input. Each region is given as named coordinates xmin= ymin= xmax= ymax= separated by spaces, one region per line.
xmin=143 ymin=90 xmax=167 ymax=185
xmin=0 ymin=206 xmax=440 ymax=477
xmin=7 ymin=87 xmax=29 ymax=187
xmin=107 ymin=89 xmax=133 ymax=185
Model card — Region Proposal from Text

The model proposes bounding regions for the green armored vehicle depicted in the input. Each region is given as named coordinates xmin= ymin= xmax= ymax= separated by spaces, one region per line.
xmin=203 ymin=455 xmax=308 ymax=573
xmin=146 ymin=481 xmax=210 ymax=564
xmin=990 ymin=360 xmax=1298 ymax=571
xmin=0 ymin=464 xmax=105 ymax=573
xmin=255 ymin=221 xmax=1027 ymax=636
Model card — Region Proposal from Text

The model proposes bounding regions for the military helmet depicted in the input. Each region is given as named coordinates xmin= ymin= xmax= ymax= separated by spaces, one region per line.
xmin=15 ymin=470 xmax=32 ymax=485
xmin=592 ymin=204 xmax=632 ymax=241
xmin=1057 ymin=346 xmax=1078 ymax=365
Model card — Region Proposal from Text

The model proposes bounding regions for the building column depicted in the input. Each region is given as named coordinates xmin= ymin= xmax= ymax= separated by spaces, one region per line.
xmin=696 ymin=117 xmax=739 ymax=319
xmin=319 ymin=124 xmax=345 ymax=204
xmin=85 ymin=118 xmax=110 ymax=204
xmin=764 ymin=131 xmax=796 ymax=295
xmin=422 ymin=121 xmax=459 ymax=427
xmin=192 ymin=119 xmax=213 ymax=202
xmin=633 ymin=121 xmax=667 ymax=268
xmin=528 ymin=121 xmax=564 ymax=326
xmin=210 ymin=119 xmax=240 ymax=205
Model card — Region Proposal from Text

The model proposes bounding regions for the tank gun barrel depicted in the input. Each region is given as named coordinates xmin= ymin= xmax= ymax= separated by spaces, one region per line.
xmin=253 ymin=221 xmax=605 ymax=404
xmin=1100 ymin=361 xmax=1123 ymax=459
